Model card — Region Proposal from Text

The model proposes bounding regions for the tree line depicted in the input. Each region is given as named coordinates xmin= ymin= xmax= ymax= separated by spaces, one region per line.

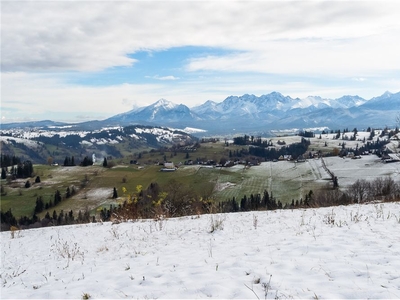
xmin=1 ymin=208 xmax=93 ymax=230
xmin=0 ymin=154 xmax=21 ymax=168
xmin=2 ymin=175 xmax=399 ymax=231
xmin=1 ymin=160 xmax=34 ymax=179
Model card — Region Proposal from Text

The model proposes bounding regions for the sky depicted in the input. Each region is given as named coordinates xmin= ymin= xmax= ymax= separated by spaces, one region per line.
xmin=1 ymin=1 xmax=400 ymax=124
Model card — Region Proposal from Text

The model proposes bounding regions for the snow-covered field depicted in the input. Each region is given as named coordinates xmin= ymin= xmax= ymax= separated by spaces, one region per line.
xmin=2 ymin=202 xmax=400 ymax=299
xmin=324 ymin=155 xmax=400 ymax=187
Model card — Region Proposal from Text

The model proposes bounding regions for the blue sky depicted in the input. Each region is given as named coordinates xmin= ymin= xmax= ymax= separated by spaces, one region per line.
xmin=1 ymin=1 xmax=400 ymax=123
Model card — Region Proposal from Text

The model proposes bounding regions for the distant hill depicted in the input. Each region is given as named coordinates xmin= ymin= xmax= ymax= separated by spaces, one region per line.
xmin=0 ymin=125 xmax=197 ymax=164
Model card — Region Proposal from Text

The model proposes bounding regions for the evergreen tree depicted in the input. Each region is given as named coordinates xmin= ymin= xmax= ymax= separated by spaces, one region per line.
xmin=34 ymin=196 xmax=44 ymax=214
xmin=52 ymin=210 xmax=58 ymax=222
xmin=368 ymin=129 xmax=375 ymax=140
xmin=54 ymin=190 xmax=62 ymax=205
xmin=35 ymin=176 xmax=41 ymax=183
xmin=262 ymin=190 xmax=270 ymax=208
xmin=66 ymin=186 xmax=71 ymax=198
xmin=44 ymin=211 xmax=51 ymax=220
xmin=1 ymin=168 xmax=6 ymax=179
xmin=112 ymin=187 xmax=118 ymax=199
xmin=0 ymin=209 xmax=17 ymax=227
xmin=103 ymin=157 xmax=108 ymax=167
xmin=16 ymin=164 xmax=24 ymax=178
xmin=57 ymin=210 xmax=64 ymax=225
xmin=78 ymin=210 xmax=83 ymax=223
xmin=23 ymin=161 xmax=33 ymax=177
xmin=231 ymin=197 xmax=239 ymax=212
xmin=240 ymin=195 xmax=248 ymax=211
xmin=68 ymin=210 xmax=74 ymax=223
xmin=80 ymin=156 xmax=93 ymax=166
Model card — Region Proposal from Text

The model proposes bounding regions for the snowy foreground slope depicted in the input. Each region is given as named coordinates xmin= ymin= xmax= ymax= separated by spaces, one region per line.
xmin=2 ymin=203 xmax=400 ymax=299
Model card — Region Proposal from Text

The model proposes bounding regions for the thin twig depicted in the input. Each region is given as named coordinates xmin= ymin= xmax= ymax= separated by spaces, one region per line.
xmin=244 ymin=283 xmax=260 ymax=300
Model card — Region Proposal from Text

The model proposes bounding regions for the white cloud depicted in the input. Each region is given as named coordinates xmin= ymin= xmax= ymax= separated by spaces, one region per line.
xmin=1 ymin=1 xmax=400 ymax=122
xmin=2 ymin=1 xmax=399 ymax=73
xmin=146 ymin=75 xmax=180 ymax=81
xmin=156 ymin=75 xmax=180 ymax=81
xmin=352 ymin=77 xmax=366 ymax=82
xmin=186 ymin=31 xmax=400 ymax=77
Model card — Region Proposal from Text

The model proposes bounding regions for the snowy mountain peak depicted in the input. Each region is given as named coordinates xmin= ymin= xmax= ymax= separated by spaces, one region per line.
xmin=382 ymin=91 xmax=393 ymax=98
xmin=334 ymin=95 xmax=366 ymax=108
xmin=292 ymin=96 xmax=330 ymax=109
xmin=153 ymin=98 xmax=178 ymax=110
xmin=100 ymin=90 xmax=400 ymax=132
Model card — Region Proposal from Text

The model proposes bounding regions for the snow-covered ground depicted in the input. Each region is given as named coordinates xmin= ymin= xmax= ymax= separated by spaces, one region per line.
xmin=0 ymin=136 xmax=43 ymax=149
xmin=324 ymin=155 xmax=400 ymax=187
xmin=2 ymin=202 xmax=400 ymax=299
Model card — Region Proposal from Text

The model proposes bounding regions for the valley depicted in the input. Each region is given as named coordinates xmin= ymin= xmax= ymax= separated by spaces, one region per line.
xmin=1 ymin=127 xmax=399 ymax=228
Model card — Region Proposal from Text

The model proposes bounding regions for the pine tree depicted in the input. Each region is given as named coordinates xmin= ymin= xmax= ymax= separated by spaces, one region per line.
xmin=54 ymin=190 xmax=62 ymax=205
xmin=52 ymin=210 xmax=58 ymax=222
xmin=81 ymin=156 xmax=93 ymax=167
xmin=1 ymin=168 xmax=6 ymax=180
xmin=57 ymin=210 xmax=64 ymax=225
xmin=34 ymin=196 xmax=44 ymax=214
xmin=68 ymin=210 xmax=74 ymax=223
xmin=103 ymin=157 xmax=108 ymax=167
xmin=78 ymin=210 xmax=83 ymax=223
xmin=262 ymin=190 xmax=270 ymax=208
xmin=112 ymin=187 xmax=118 ymax=199
xmin=231 ymin=197 xmax=238 ymax=212
xmin=23 ymin=161 xmax=33 ymax=177
xmin=240 ymin=195 xmax=248 ymax=211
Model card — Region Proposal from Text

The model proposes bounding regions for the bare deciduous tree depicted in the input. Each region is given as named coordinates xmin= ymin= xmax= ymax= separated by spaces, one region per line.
xmin=348 ymin=179 xmax=371 ymax=203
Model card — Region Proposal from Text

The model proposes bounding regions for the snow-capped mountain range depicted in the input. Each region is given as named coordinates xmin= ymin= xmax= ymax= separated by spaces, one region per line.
xmin=2 ymin=91 xmax=399 ymax=135
xmin=105 ymin=91 xmax=400 ymax=134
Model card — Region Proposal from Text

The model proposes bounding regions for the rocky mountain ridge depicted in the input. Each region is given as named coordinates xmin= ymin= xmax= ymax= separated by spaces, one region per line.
xmin=2 ymin=91 xmax=399 ymax=135
xmin=104 ymin=91 xmax=400 ymax=133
